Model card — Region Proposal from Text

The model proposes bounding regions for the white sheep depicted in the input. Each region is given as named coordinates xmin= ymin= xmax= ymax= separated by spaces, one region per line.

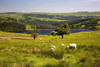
xmin=50 ymin=45 xmax=56 ymax=48
xmin=50 ymin=45 xmax=56 ymax=51
xmin=61 ymin=44 xmax=65 ymax=47
xmin=50 ymin=48 xmax=54 ymax=50
xmin=67 ymin=43 xmax=77 ymax=49
xmin=40 ymin=38 xmax=42 ymax=40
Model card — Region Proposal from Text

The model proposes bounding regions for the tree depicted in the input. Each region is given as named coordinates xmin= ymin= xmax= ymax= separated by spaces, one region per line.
xmin=0 ymin=22 xmax=26 ymax=32
xmin=90 ymin=26 xmax=100 ymax=31
xmin=32 ymin=33 xmax=39 ymax=40
xmin=55 ymin=24 xmax=70 ymax=38
xmin=30 ymin=30 xmax=39 ymax=40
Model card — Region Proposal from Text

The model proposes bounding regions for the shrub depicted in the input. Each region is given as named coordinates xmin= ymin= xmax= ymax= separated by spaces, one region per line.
xmin=49 ymin=31 xmax=57 ymax=36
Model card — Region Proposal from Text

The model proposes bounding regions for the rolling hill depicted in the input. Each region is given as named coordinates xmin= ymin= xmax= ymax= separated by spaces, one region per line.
xmin=0 ymin=11 xmax=100 ymax=30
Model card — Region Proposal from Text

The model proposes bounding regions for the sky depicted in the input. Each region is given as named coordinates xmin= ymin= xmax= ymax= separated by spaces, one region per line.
xmin=0 ymin=0 xmax=100 ymax=13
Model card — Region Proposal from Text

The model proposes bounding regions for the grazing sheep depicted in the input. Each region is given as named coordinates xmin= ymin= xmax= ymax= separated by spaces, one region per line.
xmin=97 ymin=33 xmax=100 ymax=35
xmin=50 ymin=45 xmax=56 ymax=51
xmin=67 ymin=43 xmax=77 ymax=49
xmin=50 ymin=45 xmax=56 ymax=48
xmin=50 ymin=48 xmax=54 ymax=50
xmin=61 ymin=44 xmax=65 ymax=47
xmin=40 ymin=38 xmax=42 ymax=40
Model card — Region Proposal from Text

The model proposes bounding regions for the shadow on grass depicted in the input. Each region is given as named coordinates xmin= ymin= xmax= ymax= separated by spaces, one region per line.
xmin=44 ymin=61 xmax=69 ymax=67
xmin=77 ymin=45 xmax=100 ymax=52
xmin=33 ymin=50 xmax=64 ymax=59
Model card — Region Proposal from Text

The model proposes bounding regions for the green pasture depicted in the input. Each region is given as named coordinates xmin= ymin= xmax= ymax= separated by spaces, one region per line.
xmin=0 ymin=31 xmax=100 ymax=67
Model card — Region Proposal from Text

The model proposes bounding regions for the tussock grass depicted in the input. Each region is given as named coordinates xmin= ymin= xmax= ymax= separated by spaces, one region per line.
xmin=0 ymin=31 xmax=100 ymax=67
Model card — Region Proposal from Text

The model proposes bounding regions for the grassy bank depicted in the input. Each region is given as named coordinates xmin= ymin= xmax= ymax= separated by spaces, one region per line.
xmin=0 ymin=31 xmax=100 ymax=67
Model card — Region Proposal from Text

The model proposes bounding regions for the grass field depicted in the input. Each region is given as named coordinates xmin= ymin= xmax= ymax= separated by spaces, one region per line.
xmin=0 ymin=31 xmax=100 ymax=67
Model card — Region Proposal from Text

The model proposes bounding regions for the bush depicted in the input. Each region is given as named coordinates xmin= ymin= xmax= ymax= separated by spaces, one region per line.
xmin=90 ymin=25 xmax=100 ymax=31
xmin=49 ymin=31 xmax=57 ymax=36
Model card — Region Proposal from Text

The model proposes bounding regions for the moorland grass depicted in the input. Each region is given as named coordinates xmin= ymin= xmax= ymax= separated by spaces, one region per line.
xmin=0 ymin=31 xmax=100 ymax=67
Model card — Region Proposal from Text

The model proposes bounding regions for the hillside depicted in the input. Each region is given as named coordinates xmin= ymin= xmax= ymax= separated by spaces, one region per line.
xmin=0 ymin=12 xmax=100 ymax=30
xmin=0 ymin=31 xmax=100 ymax=67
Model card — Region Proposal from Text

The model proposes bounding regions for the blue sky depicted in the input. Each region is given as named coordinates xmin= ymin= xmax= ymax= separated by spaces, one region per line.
xmin=0 ymin=0 xmax=100 ymax=13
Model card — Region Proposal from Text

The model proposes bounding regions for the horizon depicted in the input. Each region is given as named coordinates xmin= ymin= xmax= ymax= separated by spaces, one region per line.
xmin=1 ymin=11 xmax=100 ymax=14
xmin=0 ymin=0 xmax=100 ymax=13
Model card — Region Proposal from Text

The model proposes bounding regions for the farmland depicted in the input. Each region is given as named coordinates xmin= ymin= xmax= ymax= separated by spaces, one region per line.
xmin=0 ymin=31 xmax=100 ymax=67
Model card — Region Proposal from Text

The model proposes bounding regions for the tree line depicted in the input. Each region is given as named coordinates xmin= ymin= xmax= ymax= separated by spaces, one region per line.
xmin=0 ymin=22 xmax=26 ymax=32
xmin=0 ymin=13 xmax=100 ymax=31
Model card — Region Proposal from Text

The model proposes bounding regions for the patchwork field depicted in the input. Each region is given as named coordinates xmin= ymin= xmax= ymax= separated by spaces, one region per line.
xmin=0 ymin=31 xmax=100 ymax=67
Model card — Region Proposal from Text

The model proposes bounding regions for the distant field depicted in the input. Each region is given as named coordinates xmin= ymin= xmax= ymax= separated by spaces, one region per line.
xmin=1 ymin=12 xmax=100 ymax=30
xmin=0 ymin=31 xmax=100 ymax=67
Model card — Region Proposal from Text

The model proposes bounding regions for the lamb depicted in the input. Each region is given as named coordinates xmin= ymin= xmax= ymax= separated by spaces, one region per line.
xmin=67 ymin=43 xmax=77 ymax=49
xmin=61 ymin=44 xmax=65 ymax=47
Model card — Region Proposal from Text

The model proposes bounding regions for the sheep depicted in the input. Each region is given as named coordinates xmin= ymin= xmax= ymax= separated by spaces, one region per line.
xmin=50 ymin=48 xmax=54 ymax=51
xmin=97 ymin=33 xmax=100 ymax=35
xmin=40 ymin=38 xmax=42 ymax=40
xmin=50 ymin=45 xmax=56 ymax=48
xmin=49 ymin=45 xmax=56 ymax=51
xmin=61 ymin=44 xmax=65 ymax=47
xmin=67 ymin=43 xmax=77 ymax=49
